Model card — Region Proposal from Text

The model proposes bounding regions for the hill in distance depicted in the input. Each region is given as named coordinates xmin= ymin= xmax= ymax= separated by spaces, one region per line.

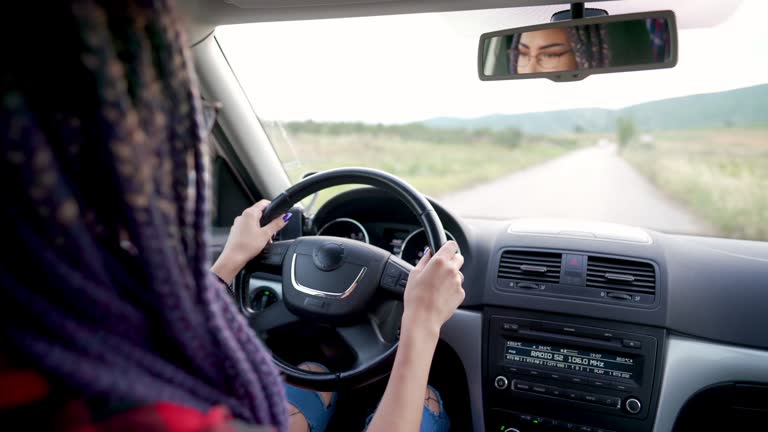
xmin=423 ymin=83 xmax=768 ymax=134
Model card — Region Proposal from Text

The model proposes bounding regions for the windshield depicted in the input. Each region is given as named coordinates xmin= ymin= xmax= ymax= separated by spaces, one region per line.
xmin=217 ymin=1 xmax=768 ymax=241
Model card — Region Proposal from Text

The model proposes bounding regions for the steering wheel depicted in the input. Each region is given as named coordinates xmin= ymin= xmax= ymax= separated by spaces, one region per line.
xmin=233 ymin=168 xmax=447 ymax=390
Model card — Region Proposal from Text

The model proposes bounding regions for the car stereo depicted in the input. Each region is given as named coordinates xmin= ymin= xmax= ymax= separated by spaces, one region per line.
xmin=485 ymin=311 xmax=664 ymax=432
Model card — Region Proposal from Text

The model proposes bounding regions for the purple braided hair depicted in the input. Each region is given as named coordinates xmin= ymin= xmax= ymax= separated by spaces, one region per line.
xmin=1 ymin=0 xmax=287 ymax=429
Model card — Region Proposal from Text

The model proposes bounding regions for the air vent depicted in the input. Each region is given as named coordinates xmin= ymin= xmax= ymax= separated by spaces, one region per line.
xmin=498 ymin=250 xmax=562 ymax=283
xmin=586 ymin=256 xmax=656 ymax=295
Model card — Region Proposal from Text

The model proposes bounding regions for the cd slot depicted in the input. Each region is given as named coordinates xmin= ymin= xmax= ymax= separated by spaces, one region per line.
xmin=516 ymin=328 xmax=624 ymax=351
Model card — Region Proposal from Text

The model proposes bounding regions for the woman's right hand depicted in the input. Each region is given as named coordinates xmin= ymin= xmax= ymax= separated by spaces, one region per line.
xmin=366 ymin=241 xmax=463 ymax=432
xmin=401 ymin=241 xmax=465 ymax=340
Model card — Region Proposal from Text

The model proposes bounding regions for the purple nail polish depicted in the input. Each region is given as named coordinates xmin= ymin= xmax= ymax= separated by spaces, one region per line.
xmin=423 ymin=246 xmax=430 ymax=256
xmin=282 ymin=213 xmax=293 ymax=222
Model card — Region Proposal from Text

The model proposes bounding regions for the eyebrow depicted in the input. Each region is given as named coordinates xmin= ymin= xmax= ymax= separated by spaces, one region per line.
xmin=540 ymin=43 xmax=568 ymax=50
xmin=518 ymin=42 xmax=567 ymax=50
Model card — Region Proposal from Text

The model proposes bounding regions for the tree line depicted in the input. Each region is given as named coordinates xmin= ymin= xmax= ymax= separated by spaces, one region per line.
xmin=283 ymin=120 xmax=525 ymax=147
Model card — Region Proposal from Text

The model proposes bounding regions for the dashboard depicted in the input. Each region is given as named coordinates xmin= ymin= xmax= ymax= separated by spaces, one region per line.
xmin=315 ymin=219 xmax=459 ymax=266
xmin=310 ymin=189 xmax=465 ymax=267
xmin=236 ymin=186 xmax=768 ymax=432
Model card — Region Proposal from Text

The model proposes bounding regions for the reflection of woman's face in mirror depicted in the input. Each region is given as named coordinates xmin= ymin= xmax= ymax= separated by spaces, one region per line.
xmin=515 ymin=28 xmax=578 ymax=73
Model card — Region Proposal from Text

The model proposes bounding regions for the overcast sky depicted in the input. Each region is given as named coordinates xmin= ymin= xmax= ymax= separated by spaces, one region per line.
xmin=217 ymin=0 xmax=768 ymax=124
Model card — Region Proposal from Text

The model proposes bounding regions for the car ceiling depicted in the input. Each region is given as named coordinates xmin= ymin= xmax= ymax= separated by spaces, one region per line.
xmin=182 ymin=0 xmax=742 ymax=43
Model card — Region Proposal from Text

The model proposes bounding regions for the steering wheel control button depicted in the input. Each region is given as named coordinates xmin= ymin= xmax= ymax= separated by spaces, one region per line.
xmin=312 ymin=242 xmax=345 ymax=271
xmin=260 ymin=242 xmax=290 ymax=265
xmin=494 ymin=375 xmax=509 ymax=390
xmin=625 ymin=398 xmax=642 ymax=414
xmin=381 ymin=274 xmax=397 ymax=289
xmin=381 ymin=260 xmax=411 ymax=293
xmin=385 ymin=265 xmax=400 ymax=276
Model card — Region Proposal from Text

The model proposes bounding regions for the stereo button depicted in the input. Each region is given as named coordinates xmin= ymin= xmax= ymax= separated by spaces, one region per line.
xmin=626 ymin=398 xmax=642 ymax=414
xmin=566 ymin=390 xmax=582 ymax=400
xmin=502 ymin=322 xmax=520 ymax=331
xmin=622 ymin=339 xmax=642 ymax=349
xmin=494 ymin=376 xmax=509 ymax=390
xmin=531 ymin=385 xmax=548 ymax=394
xmin=598 ymin=395 xmax=621 ymax=408
xmin=547 ymin=418 xmax=561 ymax=428
xmin=582 ymin=393 xmax=599 ymax=403
xmin=610 ymin=382 xmax=632 ymax=392
xmin=514 ymin=381 xmax=531 ymax=391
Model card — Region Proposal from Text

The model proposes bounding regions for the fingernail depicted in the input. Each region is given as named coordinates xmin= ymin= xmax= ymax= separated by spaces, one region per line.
xmin=282 ymin=213 xmax=292 ymax=222
xmin=423 ymin=247 xmax=430 ymax=256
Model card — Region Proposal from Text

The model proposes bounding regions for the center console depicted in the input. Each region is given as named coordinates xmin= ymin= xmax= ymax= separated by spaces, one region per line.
xmin=484 ymin=308 xmax=665 ymax=432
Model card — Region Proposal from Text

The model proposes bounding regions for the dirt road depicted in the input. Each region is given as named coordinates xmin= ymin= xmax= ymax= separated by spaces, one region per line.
xmin=439 ymin=145 xmax=712 ymax=235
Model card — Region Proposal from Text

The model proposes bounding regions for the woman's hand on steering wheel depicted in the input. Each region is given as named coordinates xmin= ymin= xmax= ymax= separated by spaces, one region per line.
xmin=212 ymin=200 xmax=291 ymax=282
xmin=401 ymin=241 xmax=465 ymax=341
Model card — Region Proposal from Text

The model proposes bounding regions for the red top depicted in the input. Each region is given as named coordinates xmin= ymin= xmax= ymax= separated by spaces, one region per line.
xmin=0 ymin=364 xmax=274 ymax=432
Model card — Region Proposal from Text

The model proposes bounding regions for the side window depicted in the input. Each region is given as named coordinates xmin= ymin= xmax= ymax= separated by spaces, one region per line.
xmin=211 ymin=155 xmax=258 ymax=228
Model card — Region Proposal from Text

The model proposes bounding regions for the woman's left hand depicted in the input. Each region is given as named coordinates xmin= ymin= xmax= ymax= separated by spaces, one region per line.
xmin=211 ymin=200 xmax=291 ymax=282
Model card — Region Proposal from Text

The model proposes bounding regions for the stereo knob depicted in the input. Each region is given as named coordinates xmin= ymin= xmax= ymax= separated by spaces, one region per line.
xmin=494 ymin=375 xmax=509 ymax=390
xmin=625 ymin=398 xmax=642 ymax=414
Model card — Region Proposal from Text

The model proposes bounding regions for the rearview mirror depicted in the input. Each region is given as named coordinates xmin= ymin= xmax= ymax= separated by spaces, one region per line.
xmin=478 ymin=11 xmax=677 ymax=82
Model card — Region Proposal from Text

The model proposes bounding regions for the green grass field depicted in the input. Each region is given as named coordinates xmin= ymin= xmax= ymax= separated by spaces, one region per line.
xmin=621 ymin=127 xmax=768 ymax=240
xmin=266 ymin=123 xmax=588 ymax=206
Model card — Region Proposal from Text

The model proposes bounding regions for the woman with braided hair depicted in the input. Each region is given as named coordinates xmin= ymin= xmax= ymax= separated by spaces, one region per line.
xmin=508 ymin=24 xmax=610 ymax=74
xmin=1 ymin=1 xmax=460 ymax=431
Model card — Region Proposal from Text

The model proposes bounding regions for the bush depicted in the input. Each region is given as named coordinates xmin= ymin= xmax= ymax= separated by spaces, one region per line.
xmin=616 ymin=116 xmax=636 ymax=148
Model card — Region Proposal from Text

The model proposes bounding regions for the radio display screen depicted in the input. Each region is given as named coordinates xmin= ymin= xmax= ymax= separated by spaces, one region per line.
xmin=504 ymin=340 xmax=637 ymax=380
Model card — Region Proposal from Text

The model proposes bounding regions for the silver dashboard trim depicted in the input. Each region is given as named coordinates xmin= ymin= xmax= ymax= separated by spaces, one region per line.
xmin=290 ymin=253 xmax=367 ymax=299
xmin=440 ymin=309 xmax=485 ymax=432
xmin=506 ymin=219 xmax=653 ymax=244
xmin=399 ymin=228 xmax=458 ymax=261
xmin=653 ymin=335 xmax=768 ymax=431
xmin=317 ymin=217 xmax=370 ymax=244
